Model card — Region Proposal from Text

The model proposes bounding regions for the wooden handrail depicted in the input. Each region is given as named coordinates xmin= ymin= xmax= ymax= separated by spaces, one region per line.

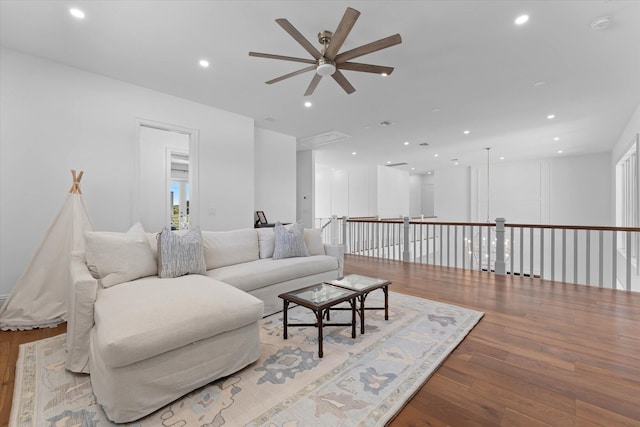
xmin=346 ymin=217 xmax=640 ymax=232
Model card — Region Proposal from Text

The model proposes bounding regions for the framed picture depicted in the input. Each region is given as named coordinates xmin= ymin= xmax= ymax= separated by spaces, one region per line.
xmin=256 ymin=211 xmax=267 ymax=224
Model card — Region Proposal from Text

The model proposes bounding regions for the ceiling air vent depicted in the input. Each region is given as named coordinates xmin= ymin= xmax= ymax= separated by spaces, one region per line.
xmin=297 ymin=130 xmax=351 ymax=150
xmin=386 ymin=162 xmax=408 ymax=167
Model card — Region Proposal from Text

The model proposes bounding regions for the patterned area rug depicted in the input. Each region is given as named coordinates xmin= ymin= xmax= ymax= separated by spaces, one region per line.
xmin=11 ymin=291 xmax=483 ymax=426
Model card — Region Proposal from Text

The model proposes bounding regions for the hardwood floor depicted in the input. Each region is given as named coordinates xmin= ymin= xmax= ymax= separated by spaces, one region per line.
xmin=1 ymin=255 xmax=639 ymax=426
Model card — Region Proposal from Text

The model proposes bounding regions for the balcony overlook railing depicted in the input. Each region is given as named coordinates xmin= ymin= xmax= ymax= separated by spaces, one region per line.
xmin=318 ymin=216 xmax=640 ymax=292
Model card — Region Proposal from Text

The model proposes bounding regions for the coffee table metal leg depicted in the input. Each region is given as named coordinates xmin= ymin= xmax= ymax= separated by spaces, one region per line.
xmin=383 ymin=285 xmax=389 ymax=320
xmin=316 ymin=309 xmax=324 ymax=358
xmin=283 ymin=300 xmax=289 ymax=340
xmin=351 ymin=299 xmax=356 ymax=338
xmin=359 ymin=294 xmax=367 ymax=334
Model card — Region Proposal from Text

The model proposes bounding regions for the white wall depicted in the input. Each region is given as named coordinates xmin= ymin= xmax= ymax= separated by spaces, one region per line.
xmin=348 ymin=166 xmax=377 ymax=217
xmin=434 ymin=154 xmax=612 ymax=226
xmin=473 ymin=161 xmax=548 ymax=223
xmin=434 ymin=167 xmax=471 ymax=221
xmin=548 ymin=153 xmax=611 ymax=226
xmin=315 ymin=165 xmax=408 ymax=218
xmin=377 ymin=165 xmax=410 ymax=218
xmin=422 ymin=174 xmax=435 ymax=217
xmin=254 ymin=127 xmax=296 ymax=224
xmin=331 ymin=170 xmax=349 ymax=216
xmin=315 ymin=163 xmax=332 ymax=221
xmin=409 ymin=175 xmax=423 ymax=217
xmin=296 ymin=150 xmax=315 ymax=228
xmin=0 ymin=47 xmax=256 ymax=297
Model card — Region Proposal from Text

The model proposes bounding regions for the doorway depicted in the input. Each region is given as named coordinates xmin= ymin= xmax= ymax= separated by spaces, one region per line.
xmin=134 ymin=119 xmax=199 ymax=231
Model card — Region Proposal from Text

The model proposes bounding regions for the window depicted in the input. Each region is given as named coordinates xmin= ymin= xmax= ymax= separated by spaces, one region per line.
xmin=170 ymin=152 xmax=190 ymax=229
xmin=616 ymin=134 xmax=639 ymax=265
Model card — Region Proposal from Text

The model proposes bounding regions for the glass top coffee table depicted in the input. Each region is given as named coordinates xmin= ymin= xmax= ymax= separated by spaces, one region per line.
xmin=278 ymin=283 xmax=358 ymax=358
xmin=326 ymin=274 xmax=391 ymax=334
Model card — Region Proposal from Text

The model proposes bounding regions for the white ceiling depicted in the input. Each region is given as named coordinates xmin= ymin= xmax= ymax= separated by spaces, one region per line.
xmin=1 ymin=0 xmax=639 ymax=174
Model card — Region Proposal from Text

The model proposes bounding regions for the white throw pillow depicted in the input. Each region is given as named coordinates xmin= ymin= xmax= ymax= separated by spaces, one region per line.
xmin=273 ymin=222 xmax=309 ymax=260
xmin=157 ymin=226 xmax=206 ymax=278
xmin=257 ymin=228 xmax=275 ymax=259
xmin=85 ymin=222 xmax=157 ymax=288
xmin=304 ymin=228 xmax=326 ymax=256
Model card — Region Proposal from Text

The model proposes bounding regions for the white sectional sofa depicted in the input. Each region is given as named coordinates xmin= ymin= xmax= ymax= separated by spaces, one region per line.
xmin=66 ymin=225 xmax=343 ymax=423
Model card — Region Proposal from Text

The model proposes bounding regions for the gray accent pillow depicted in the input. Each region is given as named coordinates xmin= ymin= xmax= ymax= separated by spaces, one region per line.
xmin=157 ymin=226 xmax=206 ymax=278
xmin=273 ymin=222 xmax=309 ymax=260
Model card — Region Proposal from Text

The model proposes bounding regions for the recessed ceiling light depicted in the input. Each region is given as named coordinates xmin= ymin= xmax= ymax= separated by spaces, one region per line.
xmin=411 ymin=167 xmax=415 ymax=170
xmin=554 ymin=137 xmax=560 ymax=141
xmin=432 ymin=108 xmax=440 ymax=112
xmin=69 ymin=8 xmax=85 ymax=19
xmin=454 ymin=162 xmax=459 ymax=166
xmin=199 ymin=59 xmax=210 ymax=68
xmin=515 ymin=14 xmax=529 ymax=25
xmin=403 ymin=141 xmax=409 ymax=146
xmin=557 ymin=150 xmax=563 ymax=154
xmin=463 ymin=130 xmax=470 ymax=135
xmin=547 ymin=114 xmax=555 ymax=119
xmin=500 ymin=156 xmax=505 ymax=160
xmin=434 ymin=154 xmax=439 ymax=157
xmin=304 ymin=101 xmax=312 ymax=108
xmin=352 ymin=152 xmax=357 ymax=155
xmin=386 ymin=160 xmax=391 ymax=164
xmin=534 ymin=81 xmax=546 ymax=87
xmin=427 ymin=171 xmax=432 ymax=175
xmin=381 ymin=73 xmax=388 ymax=77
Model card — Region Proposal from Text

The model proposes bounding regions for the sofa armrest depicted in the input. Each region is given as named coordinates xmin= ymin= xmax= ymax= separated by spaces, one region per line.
xmin=65 ymin=252 xmax=98 ymax=373
xmin=324 ymin=244 xmax=344 ymax=279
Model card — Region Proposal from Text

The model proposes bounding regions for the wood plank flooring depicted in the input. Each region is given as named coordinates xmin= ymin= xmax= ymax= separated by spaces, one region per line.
xmin=1 ymin=255 xmax=639 ymax=426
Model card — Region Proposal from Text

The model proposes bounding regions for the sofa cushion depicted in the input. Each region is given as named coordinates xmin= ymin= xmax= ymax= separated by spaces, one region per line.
xmin=202 ymin=229 xmax=259 ymax=269
xmin=93 ymin=274 xmax=263 ymax=368
xmin=157 ymin=226 xmax=206 ymax=278
xmin=85 ymin=223 xmax=157 ymax=288
xmin=304 ymin=228 xmax=326 ymax=256
xmin=207 ymin=255 xmax=338 ymax=293
xmin=256 ymin=228 xmax=275 ymax=259
xmin=273 ymin=222 xmax=309 ymax=260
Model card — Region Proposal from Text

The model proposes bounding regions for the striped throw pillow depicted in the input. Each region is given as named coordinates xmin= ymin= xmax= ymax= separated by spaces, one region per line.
xmin=157 ymin=226 xmax=206 ymax=278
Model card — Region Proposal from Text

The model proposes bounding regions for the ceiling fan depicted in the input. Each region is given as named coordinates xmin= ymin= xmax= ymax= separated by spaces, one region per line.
xmin=249 ymin=7 xmax=402 ymax=96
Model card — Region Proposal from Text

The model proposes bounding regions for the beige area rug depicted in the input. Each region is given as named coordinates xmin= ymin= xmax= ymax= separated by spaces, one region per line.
xmin=10 ymin=291 xmax=483 ymax=426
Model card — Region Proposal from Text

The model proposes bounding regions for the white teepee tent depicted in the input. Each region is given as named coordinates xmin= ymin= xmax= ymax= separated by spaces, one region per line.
xmin=0 ymin=170 xmax=93 ymax=330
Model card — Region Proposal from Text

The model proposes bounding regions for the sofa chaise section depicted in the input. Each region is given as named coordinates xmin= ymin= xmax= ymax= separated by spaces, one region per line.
xmin=90 ymin=274 xmax=263 ymax=422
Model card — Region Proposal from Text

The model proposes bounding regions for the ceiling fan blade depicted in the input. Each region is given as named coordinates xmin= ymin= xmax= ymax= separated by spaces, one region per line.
xmin=275 ymin=18 xmax=322 ymax=60
xmin=335 ymin=33 xmax=402 ymax=63
xmin=304 ymin=74 xmax=323 ymax=96
xmin=331 ymin=70 xmax=356 ymax=95
xmin=249 ymin=52 xmax=316 ymax=65
xmin=324 ymin=7 xmax=360 ymax=60
xmin=338 ymin=62 xmax=394 ymax=75
xmin=266 ymin=65 xmax=316 ymax=85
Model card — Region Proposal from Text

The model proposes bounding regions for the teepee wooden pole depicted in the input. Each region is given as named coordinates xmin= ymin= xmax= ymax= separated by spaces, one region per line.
xmin=69 ymin=169 xmax=83 ymax=194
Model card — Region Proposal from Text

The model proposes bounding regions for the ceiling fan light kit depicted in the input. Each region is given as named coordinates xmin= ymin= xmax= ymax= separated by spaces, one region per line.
xmin=249 ymin=7 xmax=402 ymax=95
xmin=316 ymin=58 xmax=336 ymax=76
